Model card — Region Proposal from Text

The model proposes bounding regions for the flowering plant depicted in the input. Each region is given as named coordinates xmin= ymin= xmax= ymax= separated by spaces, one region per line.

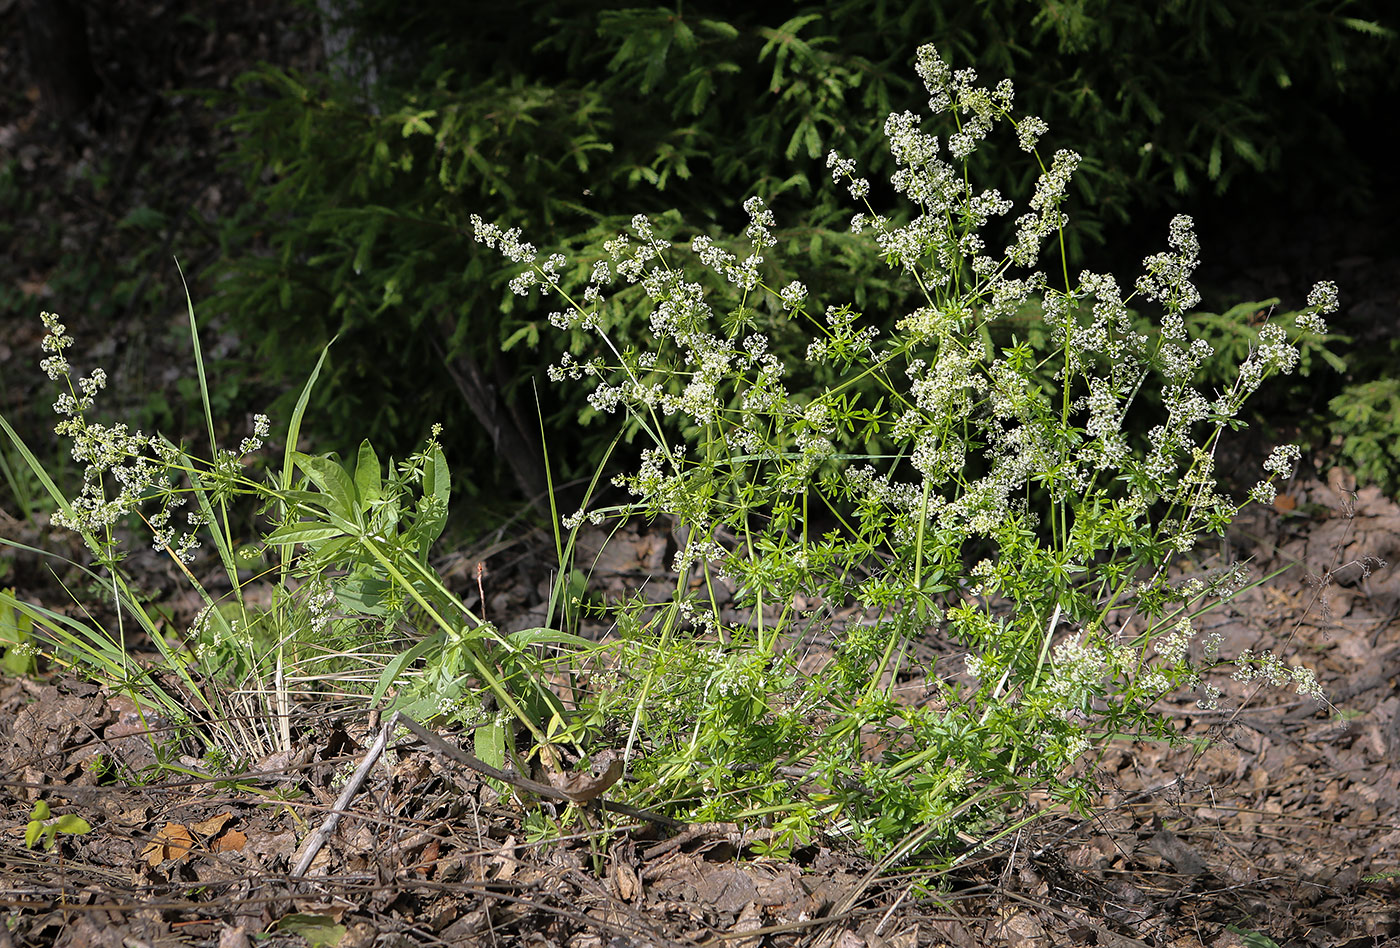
xmin=475 ymin=44 xmax=1336 ymax=852
xmin=0 ymin=42 xmax=1339 ymax=857
xmin=4 ymin=302 xmax=560 ymax=773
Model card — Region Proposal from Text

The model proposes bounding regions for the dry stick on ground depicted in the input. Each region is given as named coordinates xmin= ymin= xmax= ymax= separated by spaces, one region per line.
xmin=291 ymin=712 xmax=684 ymax=878
xmin=290 ymin=715 xmax=395 ymax=878
xmin=393 ymin=714 xmax=684 ymax=827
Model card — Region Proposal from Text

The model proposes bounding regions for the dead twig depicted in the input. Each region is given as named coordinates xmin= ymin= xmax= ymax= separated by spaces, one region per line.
xmin=290 ymin=713 xmax=394 ymax=877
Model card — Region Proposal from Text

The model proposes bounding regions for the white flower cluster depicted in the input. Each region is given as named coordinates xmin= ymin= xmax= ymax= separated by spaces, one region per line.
xmin=1154 ymin=616 xmax=1196 ymax=666
xmin=469 ymin=215 xmax=536 ymax=264
xmin=239 ymin=414 xmax=271 ymax=455
xmin=39 ymin=312 xmax=270 ymax=564
xmin=1263 ymin=443 xmax=1301 ymax=477
xmin=824 ymin=149 xmax=869 ymax=200
xmin=1297 ymin=280 xmax=1340 ymax=335
xmin=779 ymin=280 xmax=807 ymax=311
xmin=1232 ymin=648 xmax=1326 ymax=701
xmin=1048 ymin=634 xmax=1106 ymax=705
xmin=1136 ymin=214 xmax=1202 ymax=317
xmin=1015 ymin=115 xmax=1049 ymax=152
xmin=1006 ymin=149 xmax=1080 ymax=268
xmin=39 ymin=311 xmax=75 ymax=380
xmin=304 ymin=582 xmax=340 ymax=636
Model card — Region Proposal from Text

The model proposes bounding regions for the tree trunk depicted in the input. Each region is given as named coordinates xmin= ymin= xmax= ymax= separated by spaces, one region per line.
xmin=21 ymin=0 xmax=101 ymax=121
xmin=434 ymin=340 xmax=550 ymax=512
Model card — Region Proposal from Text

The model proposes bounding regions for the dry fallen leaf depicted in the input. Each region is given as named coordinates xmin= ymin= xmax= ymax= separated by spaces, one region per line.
xmin=416 ymin=837 xmax=440 ymax=877
xmin=142 ymin=822 xmax=194 ymax=866
xmin=612 ymin=860 xmax=640 ymax=902
xmin=191 ymin=812 xmax=233 ymax=836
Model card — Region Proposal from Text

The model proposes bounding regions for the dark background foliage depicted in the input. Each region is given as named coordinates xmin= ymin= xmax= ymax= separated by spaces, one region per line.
xmin=3 ymin=0 xmax=1398 ymax=528
xmin=204 ymin=0 xmax=1400 ymax=504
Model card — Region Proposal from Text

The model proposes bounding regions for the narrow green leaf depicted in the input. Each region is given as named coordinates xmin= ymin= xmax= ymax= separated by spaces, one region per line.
xmin=1339 ymin=16 xmax=1396 ymax=39
xmin=506 ymin=627 xmax=592 ymax=649
xmin=174 ymin=260 xmax=218 ymax=460
xmin=264 ymin=521 xmax=347 ymax=545
xmin=281 ymin=340 xmax=335 ymax=496
xmin=373 ymin=629 xmax=445 ymax=706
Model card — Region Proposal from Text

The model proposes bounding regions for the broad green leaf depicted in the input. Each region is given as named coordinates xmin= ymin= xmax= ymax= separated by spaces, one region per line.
xmin=54 ymin=815 xmax=91 ymax=836
xmin=423 ymin=445 xmax=450 ymax=505
xmin=354 ymin=440 xmax=383 ymax=507
xmin=1226 ymin=926 xmax=1282 ymax=948
xmin=275 ymin=914 xmax=347 ymax=948
xmin=475 ymin=718 xmax=507 ymax=771
xmin=1 ymin=593 xmax=37 ymax=676
xmin=411 ymin=445 xmax=451 ymax=559
xmin=295 ymin=452 xmax=359 ymax=523
xmin=334 ymin=574 xmax=393 ymax=616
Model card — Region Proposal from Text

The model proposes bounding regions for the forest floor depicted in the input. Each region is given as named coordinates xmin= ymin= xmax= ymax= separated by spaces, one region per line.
xmin=0 ymin=479 xmax=1398 ymax=948
xmin=2 ymin=0 xmax=1399 ymax=946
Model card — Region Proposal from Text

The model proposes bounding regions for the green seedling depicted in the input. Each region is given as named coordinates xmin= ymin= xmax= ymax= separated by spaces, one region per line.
xmin=0 ymin=589 xmax=38 ymax=676
xmin=25 ymin=800 xmax=93 ymax=852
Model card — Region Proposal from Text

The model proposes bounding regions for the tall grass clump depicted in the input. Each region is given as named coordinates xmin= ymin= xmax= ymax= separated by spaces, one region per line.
xmin=474 ymin=44 xmax=1337 ymax=855
xmin=1 ymin=292 xmax=569 ymax=777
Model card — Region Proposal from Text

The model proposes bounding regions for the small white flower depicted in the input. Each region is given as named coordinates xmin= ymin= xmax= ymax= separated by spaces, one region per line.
xmin=1306 ymin=280 xmax=1339 ymax=314
xmin=1263 ymin=444 xmax=1300 ymax=477
xmin=1249 ymin=480 xmax=1277 ymax=505
xmin=779 ymin=281 xmax=806 ymax=311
